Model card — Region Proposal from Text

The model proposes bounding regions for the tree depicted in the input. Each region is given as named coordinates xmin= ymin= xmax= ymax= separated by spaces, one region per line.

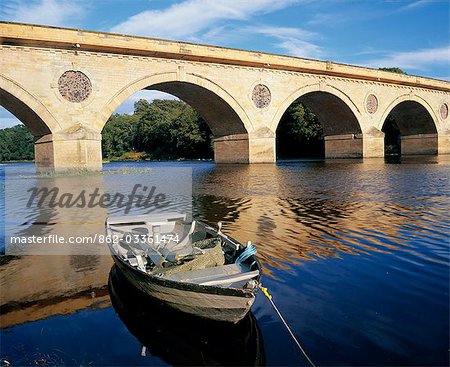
xmin=0 ymin=125 xmax=34 ymax=161
xmin=378 ymin=67 xmax=406 ymax=156
xmin=379 ymin=67 xmax=407 ymax=75
xmin=101 ymin=99 xmax=213 ymax=160
xmin=102 ymin=113 xmax=138 ymax=158
xmin=276 ymin=102 xmax=324 ymax=158
xmin=134 ymin=99 xmax=152 ymax=115
xmin=383 ymin=116 xmax=401 ymax=156
xmin=135 ymin=99 xmax=213 ymax=159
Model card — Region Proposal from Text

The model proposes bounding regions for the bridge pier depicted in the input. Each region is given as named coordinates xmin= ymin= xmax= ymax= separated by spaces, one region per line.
xmin=362 ymin=135 xmax=385 ymax=158
xmin=249 ymin=135 xmax=276 ymax=163
xmin=34 ymin=126 xmax=102 ymax=172
xmin=214 ymin=134 xmax=276 ymax=163
xmin=438 ymin=134 xmax=450 ymax=155
xmin=401 ymin=134 xmax=438 ymax=155
xmin=0 ymin=22 xmax=448 ymax=171
xmin=324 ymin=134 xmax=363 ymax=158
xmin=214 ymin=134 xmax=250 ymax=163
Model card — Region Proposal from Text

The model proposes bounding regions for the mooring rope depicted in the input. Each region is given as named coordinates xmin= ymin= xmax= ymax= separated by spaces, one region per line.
xmin=235 ymin=243 xmax=257 ymax=264
xmin=259 ymin=284 xmax=316 ymax=367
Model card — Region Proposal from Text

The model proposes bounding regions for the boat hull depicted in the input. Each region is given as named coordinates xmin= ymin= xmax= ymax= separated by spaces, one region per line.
xmin=112 ymin=255 xmax=257 ymax=323
xmin=108 ymin=265 xmax=266 ymax=365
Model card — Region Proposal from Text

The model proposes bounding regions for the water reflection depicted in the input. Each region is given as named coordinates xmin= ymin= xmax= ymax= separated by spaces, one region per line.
xmin=2 ymin=159 xmax=449 ymax=304
xmin=6 ymin=172 xmax=108 ymax=255
xmin=1 ymin=159 xmax=448 ymax=366
xmin=108 ymin=265 xmax=265 ymax=366
xmin=0 ymin=277 xmax=110 ymax=328
xmin=191 ymin=159 xmax=449 ymax=278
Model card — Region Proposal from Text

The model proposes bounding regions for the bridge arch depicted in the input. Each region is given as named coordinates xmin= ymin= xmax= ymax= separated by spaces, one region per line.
xmin=378 ymin=94 xmax=439 ymax=133
xmin=0 ymin=74 xmax=61 ymax=135
xmin=98 ymin=72 xmax=253 ymax=136
xmin=98 ymin=72 xmax=255 ymax=163
xmin=380 ymin=94 xmax=438 ymax=156
xmin=271 ymin=83 xmax=362 ymax=132
xmin=272 ymin=83 xmax=364 ymax=158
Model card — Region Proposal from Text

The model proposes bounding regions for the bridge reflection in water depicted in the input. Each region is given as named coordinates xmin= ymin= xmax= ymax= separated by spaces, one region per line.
xmin=108 ymin=265 xmax=265 ymax=366
xmin=1 ymin=159 xmax=448 ymax=366
xmin=1 ymin=158 xmax=446 ymax=326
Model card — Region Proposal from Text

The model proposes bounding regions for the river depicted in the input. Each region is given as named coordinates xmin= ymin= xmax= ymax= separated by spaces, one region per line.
xmin=0 ymin=157 xmax=449 ymax=366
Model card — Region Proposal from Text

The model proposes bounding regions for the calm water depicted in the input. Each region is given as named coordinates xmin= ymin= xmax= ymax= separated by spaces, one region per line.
xmin=1 ymin=158 xmax=449 ymax=366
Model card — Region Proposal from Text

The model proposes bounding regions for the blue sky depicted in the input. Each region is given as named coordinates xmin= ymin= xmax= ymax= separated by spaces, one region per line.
xmin=1 ymin=0 xmax=449 ymax=128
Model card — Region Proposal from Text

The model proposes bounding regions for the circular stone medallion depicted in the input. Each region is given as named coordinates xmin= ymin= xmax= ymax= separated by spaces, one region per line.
xmin=366 ymin=94 xmax=378 ymax=114
xmin=252 ymin=84 xmax=271 ymax=108
xmin=58 ymin=70 xmax=92 ymax=103
xmin=440 ymin=103 xmax=449 ymax=120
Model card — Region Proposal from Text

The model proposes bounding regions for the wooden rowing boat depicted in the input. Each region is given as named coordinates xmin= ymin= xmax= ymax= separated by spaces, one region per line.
xmin=106 ymin=213 xmax=261 ymax=323
xmin=108 ymin=265 xmax=265 ymax=365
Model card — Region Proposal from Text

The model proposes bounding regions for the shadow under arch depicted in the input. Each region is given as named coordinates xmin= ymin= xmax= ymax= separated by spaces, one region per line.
xmin=98 ymin=72 xmax=253 ymax=136
xmin=380 ymin=95 xmax=438 ymax=156
xmin=272 ymin=84 xmax=363 ymax=159
xmin=0 ymin=75 xmax=61 ymax=136
xmin=98 ymin=72 xmax=254 ymax=163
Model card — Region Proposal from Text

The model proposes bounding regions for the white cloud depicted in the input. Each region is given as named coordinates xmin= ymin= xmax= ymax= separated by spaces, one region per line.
xmin=307 ymin=12 xmax=350 ymax=26
xmin=0 ymin=117 xmax=22 ymax=128
xmin=252 ymin=25 xmax=315 ymax=40
xmin=354 ymin=47 xmax=388 ymax=56
xmin=110 ymin=0 xmax=324 ymax=59
xmin=1 ymin=0 xmax=85 ymax=27
xmin=365 ymin=45 xmax=450 ymax=71
xmin=110 ymin=0 xmax=298 ymax=40
xmin=397 ymin=0 xmax=437 ymax=12
xmin=186 ymin=23 xmax=323 ymax=59
xmin=250 ymin=25 xmax=323 ymax=59
xmin=307 ymin=13 xmax=334 ymax=26
xmin=114 ymin=90 xmax=178 ymax=115
xmin=0 ymin=106 xmax=22 ymax=127
xmin=277 ymin=39 xmax=323 ymax=59
xmin=193 ymin=25 xmax=239 ymax=45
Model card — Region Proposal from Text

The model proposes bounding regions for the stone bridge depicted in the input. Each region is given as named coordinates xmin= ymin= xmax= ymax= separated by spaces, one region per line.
xmin=1 ymin=22 xmax=449 ymax=170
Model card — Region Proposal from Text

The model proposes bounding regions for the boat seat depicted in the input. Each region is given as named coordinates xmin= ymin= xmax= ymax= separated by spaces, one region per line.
xmin=116 ymin=235 xmax=161 ymax=271
xmin=112 ymin=241 xmax=148 ymax=271
xmin=131 ymin=227 xmax=149 ymax=235
xmin=159 ymin=220 xmax=197 ymax=255
xmin=199 ymin=270 xmax=259 ymax=287
xmin=128 ymin=255 xmax=147 ymax=270
xmin=163 ymin=263 xmax=259 ymax=287
xmin=116 ymin=225 xmax=214 ymax=271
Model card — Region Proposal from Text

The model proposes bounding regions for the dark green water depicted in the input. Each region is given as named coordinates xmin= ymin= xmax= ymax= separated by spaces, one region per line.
xmin=1 ymin=157 xmax=449 ymax=366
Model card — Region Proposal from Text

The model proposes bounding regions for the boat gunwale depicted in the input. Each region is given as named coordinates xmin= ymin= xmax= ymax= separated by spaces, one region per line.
xmin=106 ymin=219 xmax=262 ymax=298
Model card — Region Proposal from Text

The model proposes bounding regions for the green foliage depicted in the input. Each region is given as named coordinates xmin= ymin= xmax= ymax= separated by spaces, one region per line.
xmin=379 ymin=67 xmax=407 ymax=75
xmin=0 ymin=124 xmax=34 ymax=161
xmin=102 ymin=99 xmax=213 ymax=160
xmin=276 ymin=102 xmax=324 ymax=158
xmin=383 ymin=115 xmax=401 ymax=156
xmin=134 ymin=99 xmax=152 ymax=115
xmin=102 ymin=113 xmax=138 ymax=158
xmin=1 ymin=98 xmax=325 ymax=162
xmin=0 ymin=99 xmax=214 ymax=162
